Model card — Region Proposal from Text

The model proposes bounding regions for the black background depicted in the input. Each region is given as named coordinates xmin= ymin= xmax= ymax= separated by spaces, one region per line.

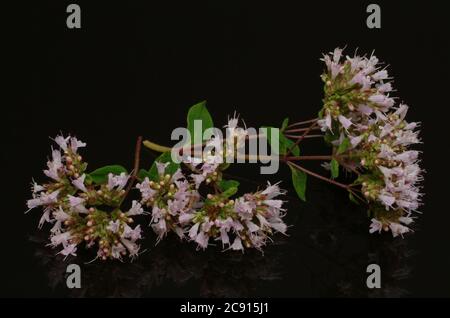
xmin=3 ymin=0 xmax=449 ymax=297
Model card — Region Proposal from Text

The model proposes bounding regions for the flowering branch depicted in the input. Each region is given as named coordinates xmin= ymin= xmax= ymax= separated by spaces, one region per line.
xmin=26 ymin=47 xmax=423 ymax=262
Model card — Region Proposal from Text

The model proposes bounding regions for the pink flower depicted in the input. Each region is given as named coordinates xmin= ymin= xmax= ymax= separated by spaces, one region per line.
xmin=229 ymin=237 xmax=244 ymax=252
xmin=369 ymin=218 xmax=383 ymax=234
xmin=72 ymin=174 xmax=87 ymax=192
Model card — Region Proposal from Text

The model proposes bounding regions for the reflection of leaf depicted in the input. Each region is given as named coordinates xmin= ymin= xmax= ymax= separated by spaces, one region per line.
xmin=187 ymin=101 xmax=214 ymax=143
xmin=290 ymin=165 xmax=307 ymax=201
xmin=87 ymin=165 xmax=128 ymax=184
xmin=148 ymin=152 xmax=180 ymax=180
xmin=331 ymin=159 xmax=339 ymax=179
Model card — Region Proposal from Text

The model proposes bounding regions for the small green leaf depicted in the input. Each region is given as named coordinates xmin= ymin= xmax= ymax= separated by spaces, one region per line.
xmin=218 ymin=179 xmax=240 ymax=192
xmin=331 ymin=159 xmax=339 ymax=179
xmin=349 ymin=192 xmax=360 ymax=205
xmin=88 ymin=165 xmax=128 ymax=184
xmin=281 ymin=117 xmax=289 ymax=132
xmin=337 ymin=137 xmax=351 ymax=154
xmin=148 ymin=152 xmax=180 ymax=181
xmin=187 ymin=100 xmax=214 ymax=144
xmin=222 ymin=186 xmax=238 ymax=198
xmin=318 ymin=108 xmax=324 ymax=119
xmin=290 ymin=165 xmax=307 ymax=201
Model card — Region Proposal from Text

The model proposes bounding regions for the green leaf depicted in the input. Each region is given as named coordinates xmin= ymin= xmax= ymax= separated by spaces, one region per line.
xmin=290 ymin=165 xmax=307 ymax=201
xmin=148 ymin=152 xmax=180 ymax=181
xmin=218 ymin=179 xmax=240 ymax=192
xmin=330 ymin=159 xmax=339 ymax=179
xmin=263 ymin=126 xmax=300 ymax=156
xmin=88 ymin=165 xmax=128 ymax=184
xmin=318 ymin=108 xmax=324 ymax=119
xmin=337 ymin=137 xmax=351 ymax=154
xmin=281 ymin=117 xmax=289 ymax=132
xmin=349 ymin=192 xmax=360 ymax=205
xmin=222 ymin=186 xmax=238 ymax=198
xmin=187 ymin=100 xmax=214 ymax=143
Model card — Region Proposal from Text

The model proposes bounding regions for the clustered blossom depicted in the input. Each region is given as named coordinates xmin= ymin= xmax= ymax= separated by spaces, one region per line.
xmin=27 ymin=135 xmax=145 ymax=261
xmin=137 ymin=115 xmax=288 ymax=252
xmin=319 ymin=48 xmax=423 ymax=237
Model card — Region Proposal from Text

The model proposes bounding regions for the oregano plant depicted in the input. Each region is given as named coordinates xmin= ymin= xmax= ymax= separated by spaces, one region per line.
xmin=27 ymin=48 xmax=423 ymax=261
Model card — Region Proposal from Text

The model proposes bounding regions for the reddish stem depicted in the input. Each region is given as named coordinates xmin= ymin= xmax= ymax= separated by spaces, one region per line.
xmin=120 ymin=136 xmax=143 ymax=206
xmin=287 ymin=161 xmax=350 ymax=190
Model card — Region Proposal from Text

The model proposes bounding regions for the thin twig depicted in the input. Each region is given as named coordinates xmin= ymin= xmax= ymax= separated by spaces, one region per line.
xmin=287 ymin=161 xmax=350 ymax=190
xmin=121 ymin=136 xmax=143 ymax=206
xmin=284 ymin=134 xmax=323 ymax=139
xmin=285 ymin=121 xmax=318 ymax=158
xmin=284 ymin=127 xmax=321 ymax=133
xmin=286 ymin=118 xmax=318 ymax=129
xmin=286 ymin=155 xmax=333 ymax=161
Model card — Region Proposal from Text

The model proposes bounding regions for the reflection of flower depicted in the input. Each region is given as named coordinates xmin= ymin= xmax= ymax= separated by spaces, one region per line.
xmin=29 ymin=233 xmax=285 ymax=297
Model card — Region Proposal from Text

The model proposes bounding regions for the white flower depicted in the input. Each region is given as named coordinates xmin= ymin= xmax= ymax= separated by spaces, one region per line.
xmin=121 ymin=239 xmax=140 ymax=259
xmin=68 ymin=195 xmax=85 ymax=208
xmin=261 ymin=182 xmax=285 ymax=199
xmin=107 ymin=172 xmax=129 ymax=191
xmin=136 ymin=177 xmax=157 ymax=202
xmin=123 ymin=224 xmax=142 ymax=241
xmin=389 ymin=222 xmax=410 ymax=238
xmin=44 ymin=149 xmax=63 ymax=180
xmin=368 ymin=94 xmax=394 ymax=109
xmin=350 ymin=135 xmax=364 ymax=148
xmin=188 ymin=222 xmax=200 ymax=239
xmin=32 ymin=181 xmax=45 ymax=194
xmin=58 ymin=243 xmax=78 ymax=259
xmin=72 ymin=174 xmax=88 ymax=192
xmin=195 ymin=231 xmax=209 ymax=249
xmin=54 ymin=207 xmax=70 ymax=222
xmin=111 ymin=244 xmax=126 ymax=259
xmin=372 ymin=69 xmax=388 ymax=81
xmin=369 ymin=218 xmax=383 ymax=234
xmin=50 ymin=231 xmax=72 ymax=247
xmin=54 ymin=135 xmax=70 ymax=151
xmin=229 ymin=237 xmax=244 ymax=252
xmin=107 ymin=220 xmax=121 ymax=233
xmin=69 ymin=137 xmax=86 ymax=153
xmin=126 ymin=200 xmax=145 ymax=216
xmin=268 ymin=219 xmax=287 ymax=234
xmin=156 ymin=162 xmax=169 ymax=176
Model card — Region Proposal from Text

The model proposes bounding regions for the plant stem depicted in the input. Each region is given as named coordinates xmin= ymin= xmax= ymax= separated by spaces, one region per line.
xmin=286 ymin=155 xmax=333 ymax=161
xmin=286 ymin=118 xmax=318 ymax=129
xmin=284 ymin=127 xmax=321 ymax=133
xmin=121 ymin=136 xmax=143 ymax=206
xmin=287 ymin=161 xmax=350 ymax=190
xmin=285 ymin=121 xmax=318 ymax=158
xmin=143 ymin=140 xmax=171 ymax=153
xmin=284 ymin=134 xmax=323 ymax=139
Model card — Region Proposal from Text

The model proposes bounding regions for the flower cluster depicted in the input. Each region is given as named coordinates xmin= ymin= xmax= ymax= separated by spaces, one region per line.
xmin=318 ymin=48 xmax=423 ymax=237
xmin=137 ymin=115 xmax=287 ymax=252
xmin=27 ymin=135 xmax=145 ymax=260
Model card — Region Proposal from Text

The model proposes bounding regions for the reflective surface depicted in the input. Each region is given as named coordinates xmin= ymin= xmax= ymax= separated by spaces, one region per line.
xmin=28 ymin=182 xmax=415 ymax=298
